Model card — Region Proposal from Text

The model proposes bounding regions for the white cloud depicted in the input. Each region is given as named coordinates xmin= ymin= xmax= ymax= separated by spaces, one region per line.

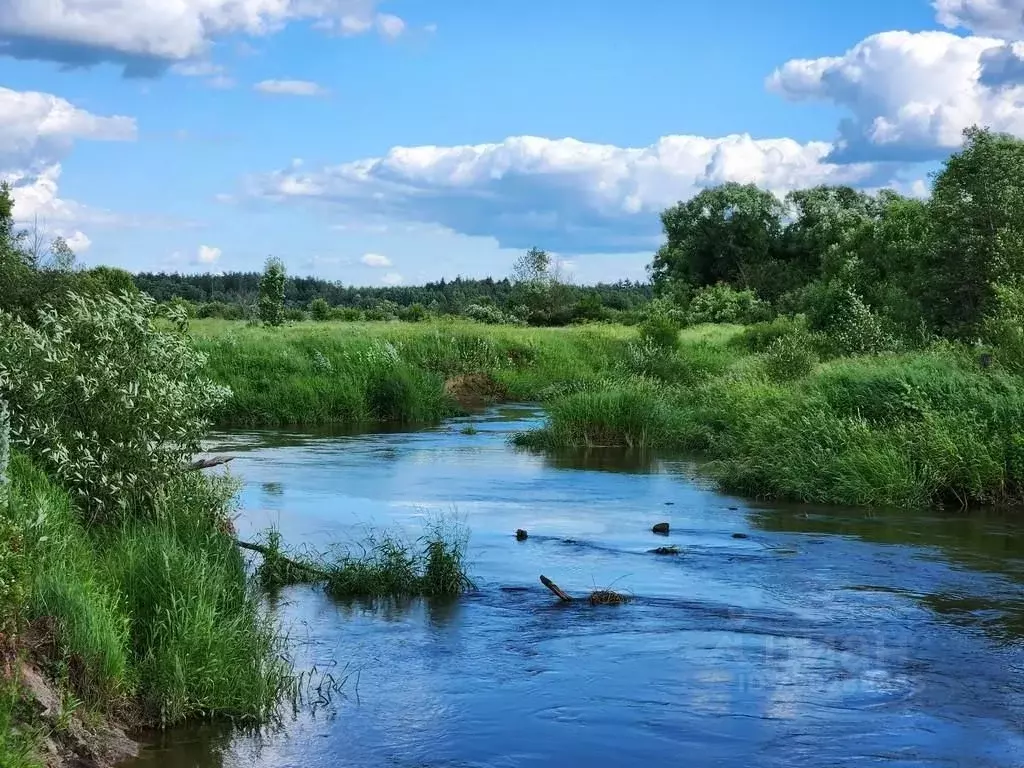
xmin=0 ymin=88 xmax=135 ymax=235
xmin=246 ymin=132 xmax=885 ymax=253
xmin=934 ymin=0 xmax=1024 ymax=39
xmin=254 ymin=79 xmax=328 ymax=96
xmin=171 ymin=60 xmax=236 ymax=89
xmin=381 ymin=271 xmax=403 ymax=286
xmin=768 ymin=30 xmax=1024 ymax=161
xmin=375 ymin=13 xmax=406 ymax=40
xmin=360 ymin=252 xmax=392 ymax=267
xmin=0 ymin=86 xmax=136 ymax=167
xmin=63 ymin=230 xmax=91 ymax=253
xmin=0 ymin=1 xmax=406 ymax=75
xmin=197 ymin=244 xmax=222 ymax=264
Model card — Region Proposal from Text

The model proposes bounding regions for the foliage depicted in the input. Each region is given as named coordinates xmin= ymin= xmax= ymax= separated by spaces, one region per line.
xmin=637 ymin=310 xmax=680 ymax=351
xmin=255 ymin=520 xmax=472 ymax=599
xmin=927 ymin=126 xmax=1024 ymax=336
xmin=651 ymin=183 xmax=783 ymax=290
xmin=258 ymin=257 xmax=287 ymax=327
xmin=0 ymin=291 xmax=231 ymax=518
xmin=762 ymin=333 xmax=817 ymax=381
xmin=685 ymin=283 xmax=770 ymax=325
xmin=132 ymin=268 xmax=653 ymax=328
xmin=308 ymin=297 xmax=331 ymax=321
xmin=730 ymin=315 xmax=809 ymax=353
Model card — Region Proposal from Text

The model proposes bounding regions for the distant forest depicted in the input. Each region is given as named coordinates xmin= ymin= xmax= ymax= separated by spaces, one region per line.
xmin=132 ymin=271 xmax=654 ymax=324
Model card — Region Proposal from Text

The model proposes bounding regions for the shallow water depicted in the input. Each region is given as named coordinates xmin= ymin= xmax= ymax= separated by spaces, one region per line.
xmin=126 ymin=405 xmax=1024 ymax=767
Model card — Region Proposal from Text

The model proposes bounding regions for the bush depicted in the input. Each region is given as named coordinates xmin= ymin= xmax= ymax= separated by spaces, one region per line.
xmin=0 ymin=292 xmax=231 ymax=518
xmin=308 ymin=298 xmax=331 ymax=321
xmin=400 ymin=303 xmax=427 ymax=323
xmin=762 ymin=333 xmax=817 ymax=381
xmin=330 ymin=307 xmax=363 ymax=322
xmin=731 ymin=315 xmax=809 ymax=353
xmin=464 ymin=303 xmax=509 ymax=325
xmin=637 ymin=312 xmax=680 ymax=351
xmin=686 ymin=284 xmax=770 ymax=325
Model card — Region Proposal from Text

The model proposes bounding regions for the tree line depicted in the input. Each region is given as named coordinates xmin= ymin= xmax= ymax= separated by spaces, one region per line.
xmin=649 ymin=126 xmax=1024 ymax=345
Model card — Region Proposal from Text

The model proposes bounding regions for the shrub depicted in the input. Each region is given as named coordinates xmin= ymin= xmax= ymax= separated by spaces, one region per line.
xmin=0 ymin=292 xmax=231 ymax=518
xmin=637 ymin=312 xmax=680 ymax=351
xmin=330 ymin=307 xmax=362 ymax=322
xmin=686 ymin=284 xmax=770 ymax=325
xmin=762 ymin=333 xmax=817 ymax=381
xmin=308 ymin=298 xmax=331 ymax=321
xmin=464 ymin=303 xmax=508 ymax=325
xmin=731 ymin=315 xmax=809 ymax=353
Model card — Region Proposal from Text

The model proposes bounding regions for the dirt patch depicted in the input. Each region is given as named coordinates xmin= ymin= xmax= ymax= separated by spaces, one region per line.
xmin=443 ymin=373 xmax=507 ymax=409
xmin=16 ymin=661 xmax=139 ymax=768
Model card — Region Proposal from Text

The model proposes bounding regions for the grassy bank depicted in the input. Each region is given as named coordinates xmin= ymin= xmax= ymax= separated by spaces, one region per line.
xmin=191 ymin=319 xmax=648 ymax=426
xmin=192 ymin=316 xmax=1024 ymax=510
xmin=0 ymin=454 xmax=294 ymax=767
xmin=514 ymin=333 xmax=1024 ymax=509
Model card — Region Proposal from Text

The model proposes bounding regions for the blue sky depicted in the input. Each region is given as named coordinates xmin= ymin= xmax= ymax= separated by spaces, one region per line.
xmin=1 ymin=0 xmax=1022 ymax=286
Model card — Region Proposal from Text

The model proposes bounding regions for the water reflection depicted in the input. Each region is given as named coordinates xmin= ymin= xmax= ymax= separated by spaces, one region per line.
xmin=130 ymin=405 xmax=1024 ymax=768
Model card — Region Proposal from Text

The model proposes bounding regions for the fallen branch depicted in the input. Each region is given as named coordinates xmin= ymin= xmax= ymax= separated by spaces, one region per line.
xmin=184 ymin=455 xmax=235 ymax=472
xmin=540 ymin=575 xmax=573 ymax=602
xmin=236 ymin=539 xmax=329 ymax=579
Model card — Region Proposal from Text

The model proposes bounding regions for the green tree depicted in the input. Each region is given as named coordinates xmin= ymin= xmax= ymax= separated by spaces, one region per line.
xmin=258 ymin=256 xmax=286 ymax=326
xmin=651 ymin=183 xmax=784 ymax=294
xmin=928 ymin=126 xmax=1024 ymax=335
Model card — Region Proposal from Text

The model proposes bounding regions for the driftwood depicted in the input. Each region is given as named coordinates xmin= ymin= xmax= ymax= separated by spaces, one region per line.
xmin=540 ymin=575 xmax=572 ymax=602
xmin=185 ymin=455 xmax=235 ymax=472
xmin=236 ymin=539 xmax=328 ymax=579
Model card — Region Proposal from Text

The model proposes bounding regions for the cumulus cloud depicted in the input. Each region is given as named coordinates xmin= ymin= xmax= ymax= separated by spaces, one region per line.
xmin=360 ymin=252 xmax=392 ymax=267
xmin=0 ymin=0 xmax=407 ymax=76
xmin=246 ymin=133 xmax=885 ymax=252
xmin=254 ymin=79 xmax=328 ymax=96
xmin=63 ymin=230 xmax=91 ymax=253
xmin=768 ymin=30 xmax=1024 ymax=161
xmin=197 ymin=245 xmax=222 ymax=264
xmin=381 ymin=271 xmax=403 ymax=286
xmin=0 ymin=87 xmax=135 ymax=231
xmin=934 ymin=0 xmax=1024 ymax=39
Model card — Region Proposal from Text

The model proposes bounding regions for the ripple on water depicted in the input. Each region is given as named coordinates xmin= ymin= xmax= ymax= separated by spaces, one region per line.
xmin=130 ymin=406 xmax=1024 ymax=768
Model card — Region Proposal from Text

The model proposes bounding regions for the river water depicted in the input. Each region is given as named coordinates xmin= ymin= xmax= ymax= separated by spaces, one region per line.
xmin=125 ymin=405 xmax=1024 ymax=767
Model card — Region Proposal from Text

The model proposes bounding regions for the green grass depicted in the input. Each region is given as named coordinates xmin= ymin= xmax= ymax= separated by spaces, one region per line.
xmin=191 ymin=319 xmax=641 ymax=426
xmin=2 ymin=455 xmax=295 ymax=738
xmin=193 ymin=315 xmax=1024 ymax=510
xmin=254 ymin=520 xmax=473 ymax=600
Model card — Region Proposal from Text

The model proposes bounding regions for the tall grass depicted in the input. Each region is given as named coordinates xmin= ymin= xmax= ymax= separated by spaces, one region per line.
xmin=255 ymin=519 xmax=473 ymax=600
xmin=2 ymin=455 xmax=294 ymax=731
xmin=191 ymin=319 xmax=638 ymax=426
xmin=515 ymin=330 xmax=1024 ymax=509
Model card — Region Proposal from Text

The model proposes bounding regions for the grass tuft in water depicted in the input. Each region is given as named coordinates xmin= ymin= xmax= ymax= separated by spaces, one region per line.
xmin=254 ymin=519 xmax=473 ymax=599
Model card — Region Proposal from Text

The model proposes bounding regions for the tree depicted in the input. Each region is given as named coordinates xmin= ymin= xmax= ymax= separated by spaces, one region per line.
xmin=258 ymin=256 xmax=286 ymax=326
xmin=511 ymin=247 xmax=552 ymax=285
xmin=927 ymin=126 xmax=1024 ymax=335
xmin=650 ymin=183 xmax=784 ymax=294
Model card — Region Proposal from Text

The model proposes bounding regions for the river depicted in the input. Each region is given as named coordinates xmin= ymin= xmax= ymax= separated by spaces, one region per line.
xmin=124 ymin=404 xmax=1024 ymax=767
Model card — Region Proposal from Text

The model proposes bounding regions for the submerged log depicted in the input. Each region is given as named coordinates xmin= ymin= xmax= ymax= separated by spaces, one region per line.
xmin=184 ymin=455 xmax=235 ymax=472
xmin=540 ymin=575 xmax=573 ymax=602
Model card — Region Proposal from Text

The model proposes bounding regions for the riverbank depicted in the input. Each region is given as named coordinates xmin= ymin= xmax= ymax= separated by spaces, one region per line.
xmin=0 ymin=453 xmax=292 ymax=768
xmin=193 ymin=318 xmax=1024 ymax=510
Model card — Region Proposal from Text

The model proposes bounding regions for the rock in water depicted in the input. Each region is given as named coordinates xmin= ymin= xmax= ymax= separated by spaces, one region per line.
xmin=515 ymin=529 xmax=528 ymax=541
xmin=732 ymin=532 xmax=749 ymax=539
xmin=650 ymin=546 xmax=680 ymax=555
xmin=652 ymin=522 xmax=670 ymax=535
